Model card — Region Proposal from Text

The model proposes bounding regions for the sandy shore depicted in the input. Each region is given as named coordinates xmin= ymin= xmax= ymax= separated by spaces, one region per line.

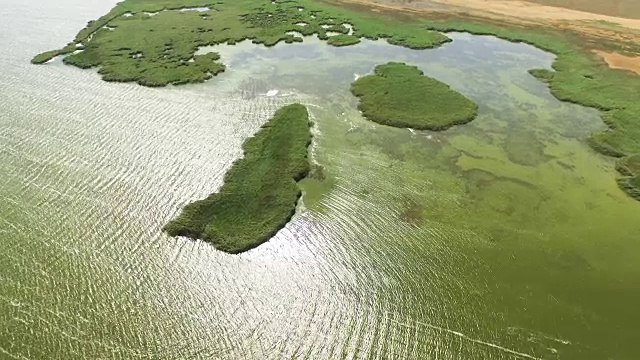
xmin=594 ymin=50 xmax=640 ymax=75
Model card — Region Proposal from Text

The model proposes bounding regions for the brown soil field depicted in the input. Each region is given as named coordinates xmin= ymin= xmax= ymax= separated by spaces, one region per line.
xmin=336 ymin=0 xmax=640 ymax=75
xmin=594 ymin=50 xmax=640 ymax=75
xmin=515 ymin=0 xmax=640 ymax=19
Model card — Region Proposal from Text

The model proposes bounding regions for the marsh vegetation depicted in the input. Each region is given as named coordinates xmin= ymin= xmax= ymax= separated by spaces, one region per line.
xmin=31 ymin=0 xmax=448 ymax=86
xmin=163 ymin=103 xmax=312 ymax=253
xmin=327 ymin=34 xmax=360 ymax=46
xmin=351 ymin=62 xmax=478 ymax=130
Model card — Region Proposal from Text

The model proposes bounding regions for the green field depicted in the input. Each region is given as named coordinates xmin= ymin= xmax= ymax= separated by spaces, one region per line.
xmin=163 ymin=103 xmax=312 ymax=253
xmin=351 ymin=62 xmax=478 ymax=130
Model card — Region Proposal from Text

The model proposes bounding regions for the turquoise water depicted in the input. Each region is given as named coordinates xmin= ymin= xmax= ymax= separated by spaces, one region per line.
xmin=1 ymin=1 xmax=639 ymax=359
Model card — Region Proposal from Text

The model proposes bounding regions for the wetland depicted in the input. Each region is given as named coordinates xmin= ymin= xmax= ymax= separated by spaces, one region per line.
xmin=2 ymin=0 xmax=640 ymax=359
xmin=34 ymin=0 xmax=640 ymax=200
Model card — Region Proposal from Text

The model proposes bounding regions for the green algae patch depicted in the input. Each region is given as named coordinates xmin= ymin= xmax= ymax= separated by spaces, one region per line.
xmin=32 ymin=0 xmax=448 ymax=87
xmin=163 ymin=104 xmax=312 ymax=253
xmin=504 ymin=130 xmax=553 ymax=167
xmin=350 ymin=62 xmax=478 ymax=130
xmin=327 ymin=34 xmax=360 ymax=47
xmin=298 ymin=164 xmax=336 ymax=209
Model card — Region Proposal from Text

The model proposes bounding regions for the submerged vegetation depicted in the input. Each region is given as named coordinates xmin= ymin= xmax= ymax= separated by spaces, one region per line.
xmin=351 ymin=62 xmax=478 ymax=130
xmin=164 ymin=104 xmax=312 ymax=253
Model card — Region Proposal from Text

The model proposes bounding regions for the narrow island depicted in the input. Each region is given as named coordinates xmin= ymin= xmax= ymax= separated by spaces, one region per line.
xmin=163 ymin=103 xmax=312 ymax=254
xmin=351 ymin=62 xmax=478 ymax=130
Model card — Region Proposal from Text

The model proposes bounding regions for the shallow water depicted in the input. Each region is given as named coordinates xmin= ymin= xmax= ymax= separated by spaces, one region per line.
xmin=2 ymin=1 xmax=640 ymax=359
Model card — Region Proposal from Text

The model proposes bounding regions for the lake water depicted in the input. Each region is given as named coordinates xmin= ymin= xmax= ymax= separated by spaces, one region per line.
xmin=1 ymin=1 xmax=639 ymax=359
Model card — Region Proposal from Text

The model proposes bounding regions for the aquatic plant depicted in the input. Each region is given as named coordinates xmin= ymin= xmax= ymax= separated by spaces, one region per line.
xmin=351 ymin=62 xmax=478 ymax=130
xmin=163 ymin=103 xmax=312 ymax=253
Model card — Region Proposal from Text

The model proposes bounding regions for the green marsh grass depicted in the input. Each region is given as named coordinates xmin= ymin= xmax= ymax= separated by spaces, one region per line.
xmin=163 ymin=103 xmax=312 ymax=253
xmin=351 ymin=62 xmax=478 ymax=130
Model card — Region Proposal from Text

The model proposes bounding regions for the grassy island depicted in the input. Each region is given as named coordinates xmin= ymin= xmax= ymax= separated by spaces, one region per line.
xmin=164 ymin=104 xmax=312 ymax=253
xmin=351 ymin=62 xmax=478 ymax=130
